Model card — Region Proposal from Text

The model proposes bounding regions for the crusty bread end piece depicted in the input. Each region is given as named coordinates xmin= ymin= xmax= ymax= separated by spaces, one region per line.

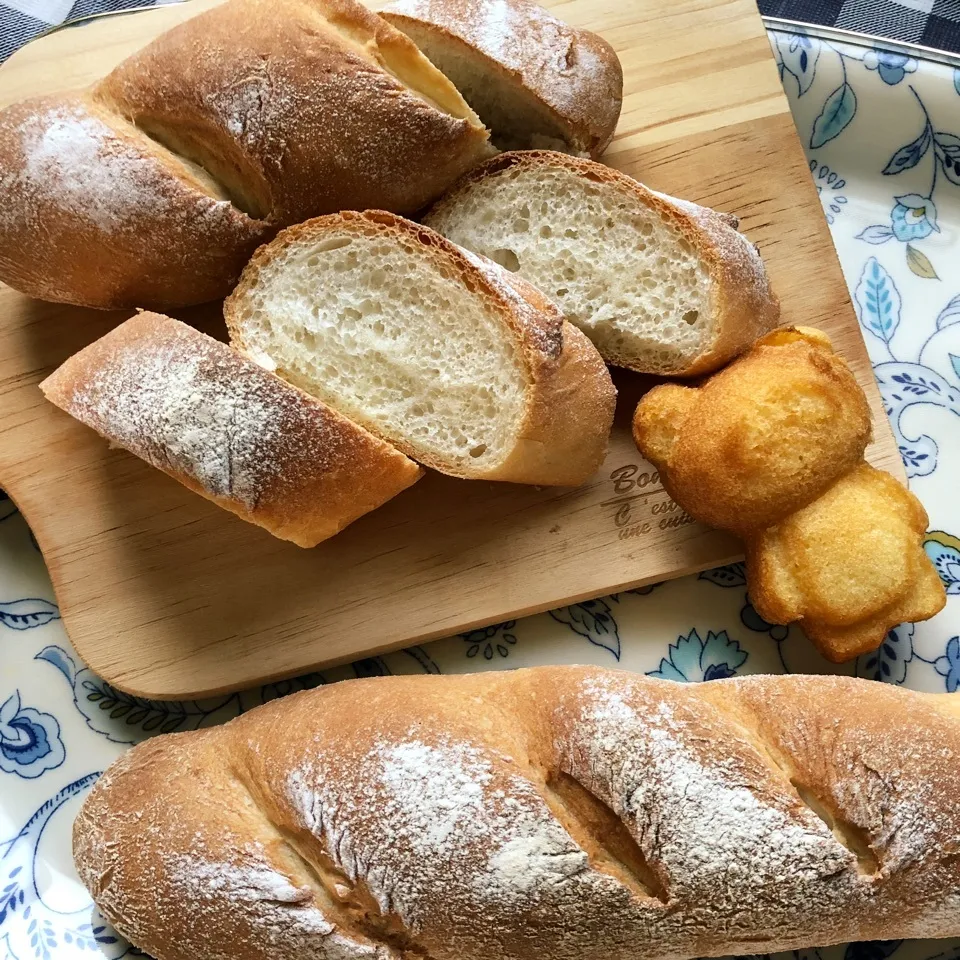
xmin=225 ymin=210 xmax=616 ymax=486
xmin=425 ymin=150 xmax=781 ymax=377
xmin=381 ymin=0 xmax=622 ymax=157
xmin=0 ymin=95 xmax=270 ymax=309
xmin=40 ymin=313 xmax=422 ymax=546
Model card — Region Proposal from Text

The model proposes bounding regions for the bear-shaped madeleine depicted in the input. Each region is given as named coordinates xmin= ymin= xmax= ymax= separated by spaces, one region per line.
xmin=633 ymin=327 xmax=946 ymax=662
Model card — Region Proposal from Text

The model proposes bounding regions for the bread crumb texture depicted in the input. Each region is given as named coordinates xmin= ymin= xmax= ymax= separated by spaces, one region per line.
xmin=227 ymin=215 xmax=532 ymax=473
xmin=425 ymin=152 xmax=778 ymax=375
xmin=426 ymin=158 xmax=709 ymax=370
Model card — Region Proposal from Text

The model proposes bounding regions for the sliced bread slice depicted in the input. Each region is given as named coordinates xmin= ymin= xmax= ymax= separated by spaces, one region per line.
xmin=380 ymin=0 xmax=622 ymax=158
xmin=224 ymin=210 xmax=616 ymax=485
xmin=424 ymin=151 xmax=782 ymax=377
xmin=40 ymin=313 xmax=422 ymax=547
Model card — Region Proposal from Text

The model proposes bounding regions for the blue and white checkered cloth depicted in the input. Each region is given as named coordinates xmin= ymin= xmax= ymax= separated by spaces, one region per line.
xmin=2 ymin=0 xmax=960 ymax=64
xmin=759 ymin=0 xmax=960 ymax=52
xmin=0 ymin=0 xmax=180 ymax=63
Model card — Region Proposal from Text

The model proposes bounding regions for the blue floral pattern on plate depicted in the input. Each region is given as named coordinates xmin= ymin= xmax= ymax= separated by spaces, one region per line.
xmin=1 ymin=21 xmax=959 ymax=960
xmin=0 ymin=694 xmax=64 ymax=780
xmin=934 ymin=636 xmax=960 ymax=691
xmin=647 ymin=629 xmax=748 ymax=682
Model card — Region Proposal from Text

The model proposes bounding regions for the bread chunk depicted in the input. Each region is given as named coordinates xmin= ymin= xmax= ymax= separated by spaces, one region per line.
xmin=425 ymin=150 xmax=780 ymax=376
xmin=226 ymin=210 xmax=616 ymax=485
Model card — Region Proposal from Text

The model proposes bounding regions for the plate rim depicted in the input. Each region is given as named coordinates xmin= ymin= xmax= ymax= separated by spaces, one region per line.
xmin=763 ymin=16 xmax=960 ymax=67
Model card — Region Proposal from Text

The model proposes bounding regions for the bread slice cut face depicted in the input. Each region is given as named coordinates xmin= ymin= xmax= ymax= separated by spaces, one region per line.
xmin=424 ymin=151 xmax=781 ymax=377
xmin=380 ymin=0 xmax=623 ymax=158
xmin=225 ymin=210 xmax=616 ymax=485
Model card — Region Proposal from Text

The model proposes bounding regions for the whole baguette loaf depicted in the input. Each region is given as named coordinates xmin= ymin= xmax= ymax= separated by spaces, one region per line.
xmin=0 ymin=0 xmax=490 ymax=309
xmin=381 ymin=0 xmax=623 ymax=156
xmin=40 ymin=313 xmax=422 ymax=546
xmin=74 ymin=666 xmax=960 ymax=960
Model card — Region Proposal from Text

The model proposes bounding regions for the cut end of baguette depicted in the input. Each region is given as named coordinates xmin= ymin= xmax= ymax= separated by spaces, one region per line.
xmin=224 ymin=214 xmax=524 ymax=476
xmin=225 ymin=211 xmax=614 ymax=484
xmin=227 ymin=214 xmax=527 ymax=475
xmin=425 ymin=151 xmax=781 ymax=377
xmin=40 ymin=313 xmax=422 ymax=547
xmin=380 ymin=0 xmax=623 ymax=158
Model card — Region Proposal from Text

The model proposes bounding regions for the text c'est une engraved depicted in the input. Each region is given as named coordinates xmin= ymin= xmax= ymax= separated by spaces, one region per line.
xmin=603 ymin=464 xmax=693 ymax=539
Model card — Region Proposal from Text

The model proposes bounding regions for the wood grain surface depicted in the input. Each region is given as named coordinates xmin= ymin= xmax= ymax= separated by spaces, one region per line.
xmin=0 ymin=0 xmax=901 ymax=699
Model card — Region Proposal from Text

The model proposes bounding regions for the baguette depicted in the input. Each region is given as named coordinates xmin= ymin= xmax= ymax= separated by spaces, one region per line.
xmin=381 ymin=0 xmax=623 ymax=157
xmin=0 ymin=95 xmax=270 ymax=309
xmin=633 ymin=327 xmax=946 ymax=660
xmin=225 ymin=210 xmax=616 ymax=485
xmin=424 ymin=150 xmax=781 ymax=376
xmin=74 ymin=666 xmax=960 ymax=960
xmin=40 ymin=313 xmax=422 ymax=546
xmin=0 ymin=0 xmax=491 ymax=309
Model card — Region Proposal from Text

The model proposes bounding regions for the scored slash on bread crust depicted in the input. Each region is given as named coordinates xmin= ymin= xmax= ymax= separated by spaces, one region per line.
xmin=0 ymin=95 xmax=271 ymax=309
xmin=73 ymin=666 xmax=960 ymax=960
xmin=424 ymin=150 xmax=782 ymax=377
xmin=225 ymin=210 xmax=616 ymax=486
xmin=40 ymin=313 xmax=422 ymax=547
xmin=380 ymin=0 xmax=623 ymax=157
xmin=95 ymin=0 xmax=492 ymax=225
xmin=0 ymin=0 xmax=493 ymax=309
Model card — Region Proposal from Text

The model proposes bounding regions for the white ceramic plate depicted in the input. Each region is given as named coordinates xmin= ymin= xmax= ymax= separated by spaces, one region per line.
xmin=1 ymin=19 xmax=959 ymax=960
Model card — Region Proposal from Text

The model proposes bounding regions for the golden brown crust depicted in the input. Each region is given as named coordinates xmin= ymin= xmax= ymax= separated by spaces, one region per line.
xmin=225 ymin=210 xmax=615 ymax=486
xmin=40 ymin=313 xmax=422 ymax=546
xmin=464 ymin=252 xmax=617 ymax=484
xmin=424 ymin=150 xmax=781 ymax=376
xmin=96 ymin=0 xmax=491 ymax=224
xmin=632 ymin=329 xmax=872 ymax=532
xmin=746 ymin=464 xmax=946 ymax=661
xmin=0 ymin=0 xmax=491 ymax=309
xmin=381 ymin=0 xmax=623 ymax=157
xmin=633 ymin=328 xmax=945 ymax=660
xmin=0 ymin=94 xmax=269 ymax=309
xmin=73 ymin=666 xmax=960 ymax=960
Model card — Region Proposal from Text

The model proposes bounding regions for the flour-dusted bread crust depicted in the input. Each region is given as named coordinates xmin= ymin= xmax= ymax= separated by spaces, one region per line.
xmin=225 ymin=210 xmax=616 ymax=485
xmin=425 ymin=150 xmax=781 ymax=376
xmin=380 ymin=0 xmax=622 ymax=157
xmin=74 ymin=666 xmax=960 ymax=960
xmin=40 ymin=313 xmax=422 ymax=546
xmin=0 ymin=0 xmax=491 ymax=309
xmin=0 ymin=95 xmax=269 ymax=309
xmin=96 ymin=0 xmax=492 ymax=224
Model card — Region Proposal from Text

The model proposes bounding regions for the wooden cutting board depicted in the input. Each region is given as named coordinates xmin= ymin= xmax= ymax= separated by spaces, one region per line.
xmin=0 ymin=0 xmax=901 ymax=700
